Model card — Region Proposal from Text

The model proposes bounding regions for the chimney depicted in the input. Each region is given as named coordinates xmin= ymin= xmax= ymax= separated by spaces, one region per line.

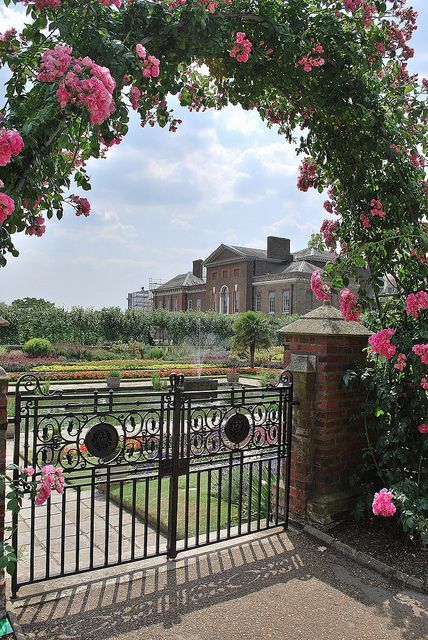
xmin=193 ymin=259 xmax=203 ymax=279
xmin=267 ymin=236 xmax=291 ymax=262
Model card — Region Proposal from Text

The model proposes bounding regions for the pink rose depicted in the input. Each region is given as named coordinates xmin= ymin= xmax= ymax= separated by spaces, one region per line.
xmin=23 ymin=466 xmax=35 ymax=477
xmin=372 ymin=488 xmax=396 ymax=517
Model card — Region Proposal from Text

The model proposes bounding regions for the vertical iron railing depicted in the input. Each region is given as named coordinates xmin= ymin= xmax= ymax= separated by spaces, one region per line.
xmin=11 ymin=371 xmax=293 ymax=594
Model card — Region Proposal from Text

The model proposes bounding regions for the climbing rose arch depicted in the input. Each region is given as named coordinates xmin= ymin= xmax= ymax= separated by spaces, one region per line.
xmin=0 ymin=2 xmax=426 ymax=308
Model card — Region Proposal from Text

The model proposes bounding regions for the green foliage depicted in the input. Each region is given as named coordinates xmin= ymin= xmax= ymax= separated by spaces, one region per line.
xmin=343 ymin=306 xmax=428 ymax=544
xmin=145 ymin=347 xmax=165 ymax=360
xmin=151 ymin=373 xmax=168 ymax=391
xmin=23 ymin=337 xmax=51 ymax=357
xmin=258 ymin=371 xmax=278 ymax=387
xmin=107 ymin=370 xmax=121 ymax=377
xmin=0 ymin=302 xmax=235 ymax=347
xmin=233 ymin=311 xmax=273 ymax=367
xmin=0 ymin=465 xmax=37 ymax=575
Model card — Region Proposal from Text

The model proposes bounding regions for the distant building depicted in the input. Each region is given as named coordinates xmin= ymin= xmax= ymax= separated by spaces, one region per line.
xmin=127 ymin=287 xmax=153 ymax=311
xmin=152 ymin=237 xmax=340 ymax=316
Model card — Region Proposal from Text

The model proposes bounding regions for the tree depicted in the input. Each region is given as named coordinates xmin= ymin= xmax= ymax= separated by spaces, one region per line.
xmin=232 ymin=311 xmax=273 ymax=368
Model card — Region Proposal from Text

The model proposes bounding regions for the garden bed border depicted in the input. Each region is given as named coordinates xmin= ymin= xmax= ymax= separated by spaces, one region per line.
xmin=303 ymin=524 xmax=428 ymax=594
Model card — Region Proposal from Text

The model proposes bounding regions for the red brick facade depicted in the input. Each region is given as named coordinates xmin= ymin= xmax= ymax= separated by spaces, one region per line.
xmin=152 ymin=237 xmax=339 ymax=316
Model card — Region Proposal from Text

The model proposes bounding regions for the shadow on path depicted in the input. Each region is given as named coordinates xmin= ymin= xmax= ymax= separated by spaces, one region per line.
xmin=14 ymin=529 xmax=428 ymax=640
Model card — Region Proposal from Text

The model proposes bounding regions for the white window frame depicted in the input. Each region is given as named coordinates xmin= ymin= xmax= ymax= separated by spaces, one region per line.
xmin=220 ymin=285 xmax=230 ymax=314
xmin=282 ymin=290 xmax=290 ymax=314
xmin=268 ymin=291 xmax=275 ymax=314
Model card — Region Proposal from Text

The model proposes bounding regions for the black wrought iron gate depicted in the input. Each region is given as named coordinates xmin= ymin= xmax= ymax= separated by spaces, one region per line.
xmin=12 ymin=372 xmax=293 ymax=596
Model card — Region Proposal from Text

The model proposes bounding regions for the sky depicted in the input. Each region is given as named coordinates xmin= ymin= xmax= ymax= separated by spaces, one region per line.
xmin=0 ymin=2 xmax=427 ymax=309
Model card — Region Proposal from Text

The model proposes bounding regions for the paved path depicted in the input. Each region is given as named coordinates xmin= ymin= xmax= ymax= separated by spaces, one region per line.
xmin=12 ymin=527 xmax=428 ymax=640
xmin=6 ymin=443 xmax=164 ymax=587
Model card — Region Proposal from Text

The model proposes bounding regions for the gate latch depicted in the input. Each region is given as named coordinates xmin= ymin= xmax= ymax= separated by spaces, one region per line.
xmin=159 ymin=458 xmax=190 ymax=477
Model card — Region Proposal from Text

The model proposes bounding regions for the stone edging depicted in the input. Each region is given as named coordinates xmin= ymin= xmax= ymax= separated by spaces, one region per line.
xmin=303 ymin=524 xmax=428 ymax=595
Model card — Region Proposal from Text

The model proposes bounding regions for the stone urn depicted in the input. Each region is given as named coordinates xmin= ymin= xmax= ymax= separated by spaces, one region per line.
xmin=226 ymin=370 xmax=240 ymax=384
xmin=106 ymin=373 xmax=121 ymax=390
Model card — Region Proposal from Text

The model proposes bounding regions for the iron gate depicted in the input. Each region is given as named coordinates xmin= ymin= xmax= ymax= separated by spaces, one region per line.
xmin=12 ymin=372 xmax=293 ymax=596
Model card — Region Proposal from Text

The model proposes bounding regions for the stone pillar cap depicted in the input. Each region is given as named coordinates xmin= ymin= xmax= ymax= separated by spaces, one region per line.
xmin=0 ymin=316 xmax=9 ymax=327
xmin=279 ymin=302 xmax=372 ymax=337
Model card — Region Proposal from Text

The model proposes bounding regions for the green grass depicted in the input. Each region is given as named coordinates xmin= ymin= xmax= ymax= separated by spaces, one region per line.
xmin=108 ymin=471 xmax=239 ymax=539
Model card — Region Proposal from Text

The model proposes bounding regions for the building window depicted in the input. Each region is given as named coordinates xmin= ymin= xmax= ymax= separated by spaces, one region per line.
xmin=234 ymin=268 xmax=240 ymax=277
xmin=173 ymin=297 xmax=178 ymax=311
xmin=222 ymin=269 xmax=228 ymax=279
xmin=305 ymin=290 xmax=313 ymax=312
xmin=255 ymin=292 xmax=261 ymax=312
xmin=233 ymin=287 xmax=239 ymax=313
xmin=282 ymin=290 xmax=290 ymax=314
xmin=212 ymin=271 xmax=217 ymax=280
xmin=212 ymin=287 xmax=216 ymax=312
xmin=268 ymin=291 xmax=275 ymax=314
xmin=220 ymin=285 xmax=230 ymax=314
xmin=196 ymin=298 xmax=202 ymax=312
xmin=188 ymin=299 xmax=193 ymax=311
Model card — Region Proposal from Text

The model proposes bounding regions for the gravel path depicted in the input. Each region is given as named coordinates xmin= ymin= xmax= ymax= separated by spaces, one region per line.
xmin=13 ymin=527 xmax=428 ymax=640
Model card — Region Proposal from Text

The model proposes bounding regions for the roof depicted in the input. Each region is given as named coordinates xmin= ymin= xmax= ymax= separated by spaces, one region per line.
xmin=281 ymin=260 xmax=323 ymax=275
xmin=279 ymin=303 xmax=372 ymax=337
xmin=154 ymin=272 xmax=205 ymax=292
xmin=293 ymin=247 xmax=331 ymax=263
xmin=228 ymin=245 xmax=267 ymax=259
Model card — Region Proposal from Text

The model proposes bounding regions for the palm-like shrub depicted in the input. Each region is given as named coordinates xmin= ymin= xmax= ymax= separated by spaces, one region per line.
xmin=232 ymin=312 xmax=273 ymax=368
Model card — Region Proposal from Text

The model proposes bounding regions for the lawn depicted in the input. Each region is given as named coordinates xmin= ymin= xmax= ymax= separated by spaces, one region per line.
xmin=107 ymin=470 xmax=240 ymax=540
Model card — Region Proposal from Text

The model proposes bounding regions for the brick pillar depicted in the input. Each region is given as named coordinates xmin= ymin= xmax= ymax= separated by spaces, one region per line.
xmin=0 ymin=367 xmax=9 ymax=616
xmin=280 ymin=303 xmax=371 ymax=528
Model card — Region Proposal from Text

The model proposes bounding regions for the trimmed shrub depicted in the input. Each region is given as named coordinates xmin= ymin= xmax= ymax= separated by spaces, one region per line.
xmin=145 ymin=347 xmax=164 ymax=360
xmin=23 ymin=338 xmax=52 ymax=357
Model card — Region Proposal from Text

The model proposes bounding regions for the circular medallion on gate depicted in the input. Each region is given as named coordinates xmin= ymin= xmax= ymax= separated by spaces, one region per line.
xmin=84 ymin=423 xmax=119 ymax=458
xmin=224 ymin=413 xmax=250 ymax=445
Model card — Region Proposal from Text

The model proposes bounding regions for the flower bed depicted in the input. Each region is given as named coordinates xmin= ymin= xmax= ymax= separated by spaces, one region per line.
xmin=0 ymin=356 xmax=62 ymax=372
xmin=7 ymin=366 xmax=274 ymax=383
xmin=31 ymin=359 xmax=207 ymax=372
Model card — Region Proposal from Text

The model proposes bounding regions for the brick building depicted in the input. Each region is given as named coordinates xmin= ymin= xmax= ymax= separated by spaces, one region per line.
xmin=153 ymin=237 xmax=338 ymax=316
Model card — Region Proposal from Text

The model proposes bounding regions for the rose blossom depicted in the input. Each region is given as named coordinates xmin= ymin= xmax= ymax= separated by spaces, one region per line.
xmin=35 ymin=465 xmax=65 ymax=505
xmin=369 ymin=329 xmax=396 ymax=359
xmin=25 ymin=215 xmax=46 ymax=237
xmin=372 ymin=489 xmax=396 ymax=517
xmin=412 ymin=344 xmax=428 ymax=365
xmin=0 ymin=193 xmax=15 ymax=223
xmin=230 ymin=32 xmax=252 ymax=63
xmin=311 ymin=270 xmax=331 ymax=302
xmin=405 ymin=291 xmax=428 ymax=318
xmin=339 ymin=289 xmax=361 ymax=322
xmin=0 ymin=128 xmax=24 ymax=166
xmin=417 ymin=424 xmax=428 ymax=434
xmin=70 ymin=195 xmax=90 ymax=216
xmin=394 ymin=353 xmax=407 ymax=371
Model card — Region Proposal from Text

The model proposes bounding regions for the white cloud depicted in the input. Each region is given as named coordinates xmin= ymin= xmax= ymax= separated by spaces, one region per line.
xmin=170 ymin=215 xmax=193 ymax=230
xmin=0 ymin=5 xmax=28 ymax=33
